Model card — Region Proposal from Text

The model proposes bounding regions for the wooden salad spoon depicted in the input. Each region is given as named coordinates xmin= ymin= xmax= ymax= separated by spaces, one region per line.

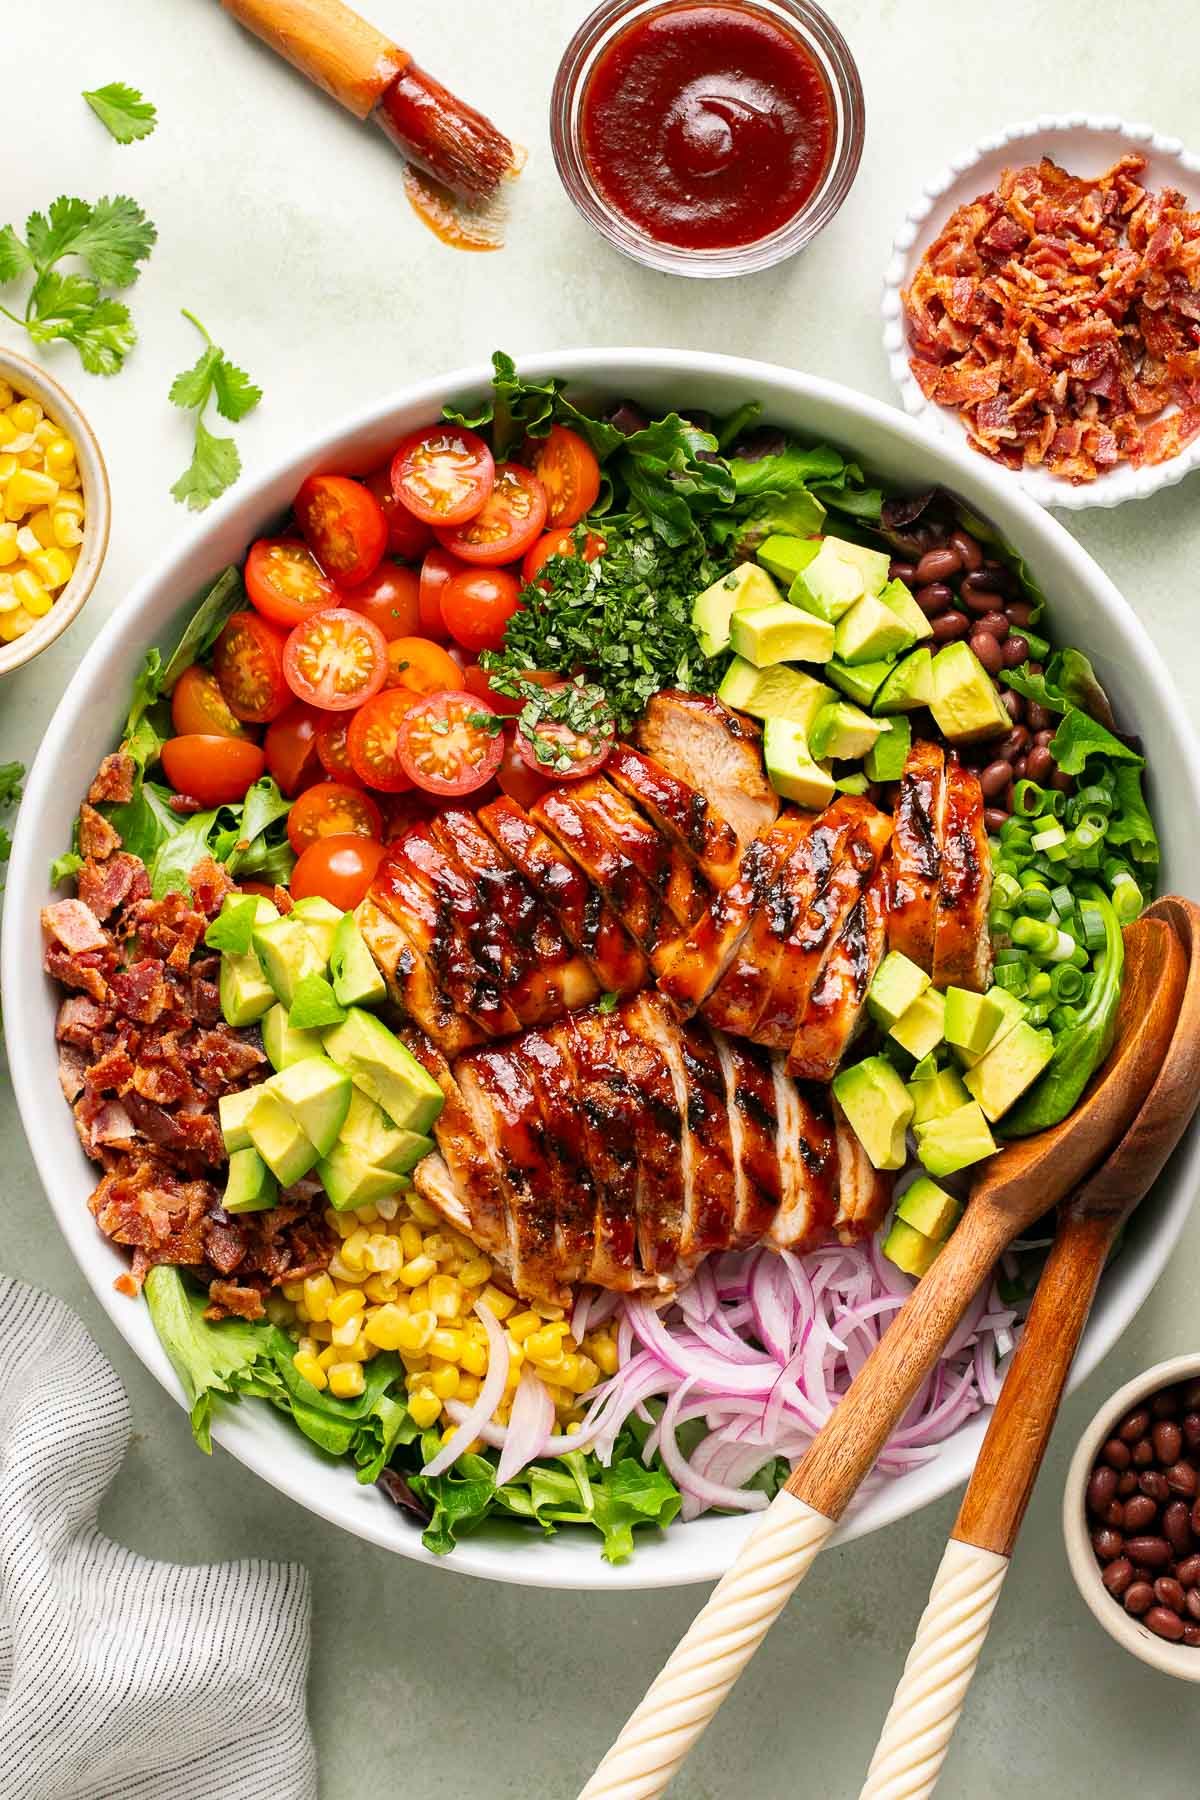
xmin=579 ymin=907 xmax=1187 ymax=1800
xmin=860 ymin=896 xmax=1200 ymax=1800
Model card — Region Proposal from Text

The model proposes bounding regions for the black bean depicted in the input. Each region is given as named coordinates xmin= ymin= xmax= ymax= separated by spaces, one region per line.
xmin=1001 ymin=689 xmax=1024 ymax=723
xmin=1133 ymin=1438 xmax=1155 ymax=1467
xmin=1026 ymin=745 xmax=1054 ymax=783
xmin=1188 ymin=1591 xmax=1200 ymax=1622
xmin=1007 ymin=601 xmax=1035 ymax=629
xmin=1118 ymin=1473 xmax=1139 ymax=1496
xmin=1167 ymin=1461 xmax=1198 ymax=1497
xmin=1156 ymin=1578 xmax=1187 ymax=1614
xmin=1102 ymin=1557 xmax=1134 ymax=1597
xmin=969 ymin=631 xmax=1004 ymax=674
xmin=1103 ymin=1437 xmax=1132 ymax=1471
xmin=1154 ymin=1420 xmax=1184 ymax=1464
xmin=963 ymin=586 xmax=1005 ymax=616
xmin=930 ymin=611 xmax=970 ymax=643
xmin=1123 ymin=1494 xmax=1158 ymax=1532
xmin=1122 ymin=1411 xmax=1153 ymax=1444
xmin=1181 ymin=1380 xmax=1200 ymax=1411
xmin=1125 ymin=1536 xmax=1172 ymax=1568
xmin=1092 ymin=1528 xmax=1125 ymax=1562
xmin=1012 ymin=755 xmax=1029 ymax=780
xmin=1184 ymin=1625 xmax=1200 ymax=1647
xmin=1025 ymin=702 xmax=1053 ymax=734
xmin=1051 ymin=770 xmax=1075 ymax=796
xmin=1033 ymin=728 xmax=1054 ymax=746
xmin=889 ymin=561 xmax=917 ymax=587
xmin=1140 ymin=1471 xmax=1171 ymax=1503
xmin=914 ymin=582 xmax=954 ymax=617
xmin=916 ymin=547 xmax=962 ymax=585
xmin=1175 ymin=1554 xmax=1200 ymax=1588
xmin=1164 ymin=1500 xmax=1193 ymax=1557
xmin=1182 ymin=1412 xmax=1200 ymax=1451
xmin=975 ymin=611 xmax=1010 ymax=640
xmin=980 ymin=760 xmax=1012 ymax=799
xmin=1124 ymin=1582 xmax=1154 ymax=1616
xmin=949 ymin=530 xmax=983 ymax=572
xmin=960 ymin=570 xmax=999 ymax=599
xmin=1146 ymin=1606 xmax=1186 ymax=1641
xmin=1002 ymin=635 xmax=1030 ymax=669
xmin=984 ymin=808 xmax=1009 ymax=834
xmin=1000 ymin=725 xmax=1030 ymax=762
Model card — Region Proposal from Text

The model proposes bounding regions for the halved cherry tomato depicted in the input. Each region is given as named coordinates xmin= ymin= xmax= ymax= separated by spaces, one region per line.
xmin=213 ymin=610 xmax=291 ymax=724
xmin=264 ymin=701 xmax=325 ymax=796
xmin=293 ymin=474 xmax=388 ymax=588
xmin=346 ymin=690 xmax=419 ymax=793
xmin=283 ymin=608 xmax=388 ymax=712
xmin=315 ymin=713 xmax=364 ymax=786
xmin=245 ymin=537 xmax=337 ymax=629
xmin=496 ymin=728 xmax=553 ymax=810
xmin=290 ymin=833 xmax=387 ymax=910
xmin=513 ymin=680 xmax=615 ymax=781
xmin=286 ymin=781 xmax=384 ymax=853
xmin=528 ymin=426 xmax=601 ymax=528
xmin=365 ymin=464 xmax=434 ymax=561
xmin=521 ymin=525 xmax=607 ymax=587
xmin=391 ymin=426 xmax=495 ymax=527
xmin=341 ymin=560 xmax=422 ymax=641
xmin=170 ymin=664 xmax=248 ymax=739
xmin=160 ymin=735 xmax=266 ymax=807
xmin=417 ymin=546 xmax=464 ymax=640
xmin=440 ymin=567 xmax=523 ymax=655
xmin=384 ymin=634 xmax=464 ymax=697
xmin=397 ymin=690 xmax=505 ymax=797
xmin=462 ymin=664 xmax=557 ymax=717
xmin=434 ymin=465 xmax=548 ymax=567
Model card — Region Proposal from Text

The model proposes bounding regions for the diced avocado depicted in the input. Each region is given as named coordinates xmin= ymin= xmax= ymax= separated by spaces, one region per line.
xmin=954 ymin=988 xmax=1027 ymax=1069
xmin=943 ymin=986 xmax=1005 ymax=1056
xmin=756 ymin=534 xmax=820 ymax=588
xmin=218 ymin=1085 xmax=263 ymax=1154
xmin=262 ymin=1002 xmax=324 ymax=1072
xmin=890 ymin=987 xmax=946 ymax=1061
xmin=827 ymin=537 xmax=892 ymax=597
xmin=265 ymin=1054 xmax=352 ymax=1158
xmin=832 ymin=1055 xmax=914 ymax=1172
xmin=223 ymin=1145 xmax=278 ymax=1215
xmin=836 ymin=773 xmax=870 ymax=796
xmin=789 ymin=539 xmax=866 ymax=623
xmin=834 ymin=593 xmax=915 ymax=666
xmin=825 ymin=658 xmax=895 ymax=708
xmin=318 ymin=1142 xmax=414 ymax=1211
xmin=907 ymin=1066 xmax=971 ymax=1126
xmin=929 ymin=642 xmax=1011 ymax=743
xmin=289 ymin=895 xmax=342 ymax=965
xmin=873 ymin=649 xmax=934 ymax=716
xmin=717 ymin=657 xmax=835 ymax=727
xmin=878 ymin=578 xmax=934 ymax=643
xmin=339 ymin=1086 xmax=432 ymax=1176
xmin=246 ymin=1088 xmax=319 ymax=1187
xmin=867 ymin=951 xmax=931 ymax=1029
xmin=762 ymin=718 xmax=836 ymax=810
xmin=219 ymin=951 xmax=276 ymax=1028
xmin=331 ymin=912 xmax=387 ymax=1008
xmin=692 ymin=562 xmax=783 ymax=657
xmin=964 ymin=1020 xmax=1055 ymax=1122
xmin=729 ymin=602 xmax=835 ymax=669
xmin=865 ymin=715 xmax=910 ymax=783
xmin=809 ymin=701 xmax=886 ymax=762
xmin=915 ymin=1101 xmax=996 ymax=1177
xmin=252 ymin=915 xmax=327 ymax=1009
xmin=909 ymin=1052 xmax=940 ymax=1083
xmin=322 ymin=1006 xmax=444 ymax=1134
xmin=898 ymin=1175 xmax=963 ymax=1241
xmin=882 ymin=1217 xmax=941 ymax=1278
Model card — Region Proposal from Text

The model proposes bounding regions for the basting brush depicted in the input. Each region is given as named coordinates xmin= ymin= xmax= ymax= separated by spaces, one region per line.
xmin=220 ymin=0 xmax=515 ymax=203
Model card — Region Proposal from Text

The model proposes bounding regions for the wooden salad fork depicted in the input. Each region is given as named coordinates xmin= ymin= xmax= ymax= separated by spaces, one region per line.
xmin=579 ymin=907 xmax=1187 ymax=1800
xmin=859 ymin=896 xmax=1200 ymax=1800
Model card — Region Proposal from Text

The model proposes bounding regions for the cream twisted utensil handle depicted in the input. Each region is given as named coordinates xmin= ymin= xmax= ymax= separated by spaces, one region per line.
xmin=858 ymin=1540 xmax=1008 ymax=1800
xmin=578 ymin=1491 xmax=836 ymax=1800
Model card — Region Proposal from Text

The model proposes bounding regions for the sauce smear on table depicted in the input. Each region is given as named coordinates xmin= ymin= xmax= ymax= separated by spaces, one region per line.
xmin=580 ymin=1 xmax=834 ymax=252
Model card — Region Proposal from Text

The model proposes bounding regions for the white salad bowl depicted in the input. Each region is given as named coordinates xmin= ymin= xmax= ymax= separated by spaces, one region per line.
xmin=6 ymin=351 xmax=1200 ymax=1591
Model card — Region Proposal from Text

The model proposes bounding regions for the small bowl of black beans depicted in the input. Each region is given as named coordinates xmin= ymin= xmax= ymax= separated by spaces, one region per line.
xmin=1064 ymin=1356 xmax=1200 ymax=1681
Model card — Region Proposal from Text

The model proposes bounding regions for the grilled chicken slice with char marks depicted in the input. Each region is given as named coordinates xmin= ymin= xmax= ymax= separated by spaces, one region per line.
xmin=656 ymin=817 xmax=809 ymax=1016
xmin=763 ymin=1067 xmax=838 ymax=1252
xmin=932 ymin=758 xmax=993 ymax=993
xmin=676 ymin=1017 xmax=741 ymax=1257
xmin=606 ymin=742 xmax=742 ymax=890
xmin=533 ymin=786 xmax=677 ymax=962
xmin=787 ymin=867 xmax=890 ymax=1081
xmin=400 ymin=1028 xmax=510 ymax=1266
xmin=356 ymin=897 xmax=485 ymax=1061
xmin=633 ymin=690 xmax=779 ymax=852
xmin=554 ymin=1007 xmax=646 ymax=1290
xmin=601 ymin=995 xmax=688 ymax=1279
xmin=576 ymin=775 xmax=711 ymax=929
xmin=478 ymin=797 xmax=647 ymax=999
xmin=398 ymin=826 xmax=529 ymax=1036
xmin=748 ymin=800 xmax=893 ymax=1051
xmin=431 ymin=807 xmax=599 ymax=1024
xmin=889 ymin=739 xmax=946 ymax=971
xmin=711 ymin=1031 xmax=782 ymax=1249
xmin=509 ymin=1031 xmax=596 ymax=1288
xmin=831 ymin=1096 xmax=896 ymax=1244
xmin=364 ymin=853 xmax=515 ymax=1044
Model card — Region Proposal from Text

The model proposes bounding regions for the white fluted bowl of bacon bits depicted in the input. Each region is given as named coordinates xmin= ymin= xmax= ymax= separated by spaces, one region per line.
xmin=6 ymin=350 xmax=1200 ymax=1591
xmin=883 ymin=117 xmax=1200 ymax=509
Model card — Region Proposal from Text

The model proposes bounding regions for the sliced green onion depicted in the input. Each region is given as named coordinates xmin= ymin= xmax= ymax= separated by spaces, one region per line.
xmin=994 ymin=946 xmax=1026 ymax=965
xmin=1016 ymin=887 xmax=1053 ymax=919
xmin=1011 ymin=916 xmax=1057 ymax=957
xmin=1031 ymin=824 xmax=1067 ymax=853
xmin=1078 ymin=900 xmax=1108 ymax=952
xmin=1025 ymin=999 xmax=1054 ymax=1025
xmin=1020 ymin=630 xmax=1051 ymax=661
xmin=1067 ymin=942 xmax=1090 ymax=969
xmin=1012 ymin=780 xmax=1047 ymax=818
xmin=989 ymin=908 xmax=1014 ymax=937
xmin=994 ymin=961 xmax=1029 ymax=996
xmin=1027 ymin=969 xmax=1053 ymax=1001
xmin=1110 ymin=870 xmax=1143 ymax=925
xmin=1051 ymin=963 xmax=1085 ymax=1003
xmin=1050 ymin=1003 xmax=1080 ymax=1032
xmin=1068 ymin=822 xmax=1104 ymax=854
xmin=1050 ymin=884 xmax=1074 ymax=916
xmin=992 ymin=871 xmax=1023 ymax=907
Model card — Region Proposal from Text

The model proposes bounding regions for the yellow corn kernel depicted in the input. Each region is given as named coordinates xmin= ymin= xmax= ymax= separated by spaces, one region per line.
xmin=330 ymin=1311 xmax=364 ymax=1349
xmin=308 ymin=1319 xmax=333 ymax=1343
xmin=525 ymin=1328 xmax=567 ymax=1370
xmin=374 ymin=1192 xmax=401 ymax=1222
xmin=26 ymin=508 xmax=56 ymax=549
xmin=6 ymin=468 xmax=58 ymax=514
xmin=502 ymin=1357 xmax=523 ymax=1396
xmin=341 ymin=1226 xmax=370 ymax=1270
xmin=460 ymin=1339 xmax=488 ymax=1379
xmin=52 ymin=513 xmax=83 ymax=550
xmin=327 ymin=1288 xmax=364 ymax=1328
xmin=8 ymin=399 xmax=42 ymax=433
xmin=0 ymin=575 xmax=16 ymax=612
xmin=585 ymin=1332 xmax=619 ymax=1377
xmin=399 ymin=1352 xmax=429 ymax=1377
xmin=428 ymin=1274 xmax=463 ymax=1319
xmin=406 ymin=1194 xmax=440 ymax=1227
xmin=534 ymin=1302 xmax=566 ymax=1322
xmin=327 ymin=1253 xmax=363 ymax=1284
xmin=0 ymin=454 xmax=17 ymax=486
xmin=363 ymin=1273 xmax=399 ymax=1305
xmin=0 ymin=382 xmax=11 ymax=409
xmin=292 ymin=1351 xmax=327 ymax=1391
xmin=429 ymin=1326 xmax=465 ymax=1364
xmin=12 ymin=570 xmax=51 ymax=616
xmin=16 ymin=525 xmax=39 ymax=557
xmin=328 ymin=1362 xmax=365 ymax=1400
xmin=301 ymin=1273 xmax=335 ymax=1322
xmin=338 ymin=1333 xmax=372 ymax=1363
xmin=354 ymin=1203 xmax=380 ymax=1225
xmin=478 ymin=1284 xmax=515 ymax=1320
xmin=51 ymin=487 xmax=84 ymax=517
xmin=363 ymin=1303 xmax=407 ymax=1351
xmin=408 ymin=1390 xmax=442 ymax=1430
xmin=18 ymin=445 xmax=42 ymax=470
xmin=457 ymin=1372 xmax=481 ymax=1404
xmin=0 ymin=605 xmax=32 ymax=640
xmin=429 ymin=1362 xmax=459 ymax=1401
xmin=363 ymin=1232 xmax=402 ymax=1274
xmin=399 ymin=1253 xmax=437 ymax=1288
xmin=507 ymin=1310 xmax=543 ymax=1346
xmin=295 ymin=1334 xmax=320 ymax=1358
xmin=0 ymin=525 xmax=16 ymax=568
xmin=398 ymin=1221 xmax=423 ymax=1262
xmin=459 ymin=1256 xmax=492 ymax=1289
xmin=562 ymin=1353 xmax=600 ymax=1393
xmin=324 ymin=1207 xmax=357 ymax=1239
xmin=392 ymin=1309 xmax=436 ymax=1353
xmin=31 ymin=547 xmax=72 ymax=590
xmin=406 ymin=1281 xmax=429 ymax=1312
xmin=422 ymin=1233 xmax=454 ymax=1264
xmin=317 ymin=1344 xmax=341 ymax=1372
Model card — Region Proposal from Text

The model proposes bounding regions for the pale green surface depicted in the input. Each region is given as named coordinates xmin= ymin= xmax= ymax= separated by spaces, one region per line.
xmin=3 ymin=1 xmax=1200 ymax=1793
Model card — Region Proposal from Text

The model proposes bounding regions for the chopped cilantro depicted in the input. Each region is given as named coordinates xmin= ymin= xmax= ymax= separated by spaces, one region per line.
xmin=0 ymin=194 xmax=155 ymax=374
xmin=169 ymin=310 xmax=262 ymax=511
xmin=82 ymin=82 xmax=158 ymax=145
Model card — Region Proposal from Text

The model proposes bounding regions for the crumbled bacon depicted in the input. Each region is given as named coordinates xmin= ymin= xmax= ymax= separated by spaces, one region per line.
xmin=42 ymin=898 xmax=108 ymax=954
xmin=87 ymin=752 xmax=135 ymax=806
xmin=78 ymin=802 xmax=121 ymax=861
xmin=904 ymin=155 xmax=1200 ymax=482
xmin=77 ymin=852 xmax=149 ymax=922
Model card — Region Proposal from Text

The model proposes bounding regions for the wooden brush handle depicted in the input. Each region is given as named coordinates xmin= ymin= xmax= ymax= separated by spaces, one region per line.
xmin=859 ymin=1539 xmax=1009 ymax=1800
xmin=578 ymin=1491 xmax=836 ymax=1800
xmin=221 ymin=0 xmax=408 ymax=117
xmin=788 ymin=1196 xmax=1015 ymax=1519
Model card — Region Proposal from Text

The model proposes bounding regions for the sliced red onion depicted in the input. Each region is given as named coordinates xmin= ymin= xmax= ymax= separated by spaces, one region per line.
xmin=654 ymin=1380 xmax=769 ymax=1521
xmin=421 ymin=1299 xmax=511 ymax=1478
xmin=494 ymin=1367 xmax=555 ymax=1488
xmin=749 ymin=1252 xmax=793 ymax=1364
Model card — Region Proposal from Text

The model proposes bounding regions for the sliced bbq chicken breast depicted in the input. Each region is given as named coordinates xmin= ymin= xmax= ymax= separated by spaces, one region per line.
xmin=931 ymin=759 xmax=993 ymax=992
xmin=356 ymin=895 xmax=484 ymax=1060
xmin=831 ymin=1096 xmax=896 ymax=1245
xmin=605 ymin=743 xmax=743 ymax=890
xmin=634 ymin=690 xmax=779 ymax=852
xmin=787 ymin=865 xmax=890 ymax=1081
xmin=889 ymin=739 xmax=947 ymax=971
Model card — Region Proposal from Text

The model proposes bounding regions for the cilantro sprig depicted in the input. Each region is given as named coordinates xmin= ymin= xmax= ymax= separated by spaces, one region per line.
xmin=82 ymin=83 xmax=157 ymax=145
xmin=0 ymin=194 xmax=155 ymax=375
xmin=169 ymin=310 xmax=262 ymax=511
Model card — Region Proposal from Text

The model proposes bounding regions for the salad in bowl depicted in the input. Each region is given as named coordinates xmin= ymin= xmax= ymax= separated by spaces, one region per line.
xmin=7 ymin=351 xmax=1195 ymax=1588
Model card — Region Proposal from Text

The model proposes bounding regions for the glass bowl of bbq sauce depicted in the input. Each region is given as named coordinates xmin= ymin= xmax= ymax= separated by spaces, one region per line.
xmin=551 ymin=0 xmax=865 ymax=278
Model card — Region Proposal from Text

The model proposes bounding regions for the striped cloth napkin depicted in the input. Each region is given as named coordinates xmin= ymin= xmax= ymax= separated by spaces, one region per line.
xmin=0 ymin=1278 xmax=317 ymax=1800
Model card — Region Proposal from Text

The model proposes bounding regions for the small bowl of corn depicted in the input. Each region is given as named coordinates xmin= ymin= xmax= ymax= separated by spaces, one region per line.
xmin=0 ymin=346 xmax=110 ymax=677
